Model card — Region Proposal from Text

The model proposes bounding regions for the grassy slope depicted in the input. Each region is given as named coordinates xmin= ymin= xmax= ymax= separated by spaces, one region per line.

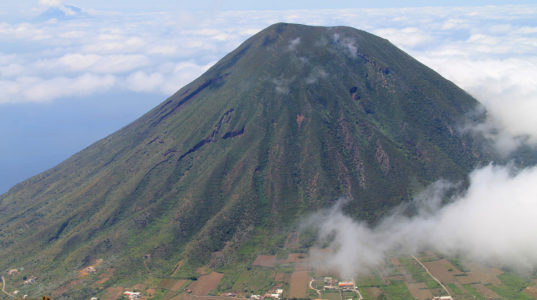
xmin=0 ymin=23 xmax=489 ymax=297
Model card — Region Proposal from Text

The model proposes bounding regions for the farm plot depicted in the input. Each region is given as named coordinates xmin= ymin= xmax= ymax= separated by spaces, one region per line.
xmin=189 ymin=272 xmax=224 ymax=296
xmin=406 ymin=282 xmax=433 ymax=300
xmin=252 ymin=255 xmax=277 ymax=268
xmin=289 ymin=270 xmax=308 ymax=299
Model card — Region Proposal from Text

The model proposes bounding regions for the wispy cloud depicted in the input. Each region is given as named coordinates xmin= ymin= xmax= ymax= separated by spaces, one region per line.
xmin=306 ymin=164 xmax=537 ymax=278
xmin=38 ymin=0 xmax=62 ymax=7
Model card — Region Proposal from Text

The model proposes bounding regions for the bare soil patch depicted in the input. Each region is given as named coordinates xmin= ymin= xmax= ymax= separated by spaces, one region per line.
xmin=103 ymin=286 xmax=124 ymax=300
xmin=160 ymin=279 xmax=187 ymax=291
xmin=457 ymin=263 xmax=502 ymax=285
xmin=252 ymin=255 xmax=276 ymax=268
xmin=172 ymin=279 xmax=188 ymax=291
xmin=280 ymin=253 xmax=306 ymax=264
xmin=78 ymin=258 xmax=104 ymax=278
xmin=423 ymin=259 xmax=457 ymax=283
xmin=524 ymin=285 xmax=537 ymax=298
xmin=390 ymin=257 xmax=400 ymax=266
xmin=294 ymin=261 xmax=309 ymax=272
xmin=189 ymin=272 xmax=224 ymax=296
xmin=289 ymin=270 xmax=308 ymax=299
xmin=147 ymin=288 xmax=156 ymax=296
xmin=406 ymin=282 xmax=433 ymax=300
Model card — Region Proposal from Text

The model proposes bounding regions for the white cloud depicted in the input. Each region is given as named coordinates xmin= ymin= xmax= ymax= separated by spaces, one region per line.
xmin=57 ymin=54 xmax=149 ymax=73
xmin=305 ymin=67 xmax=328 ymax=84
xmin=148 ymin=45 xmax=177 ymax=55
xmin=418 ymin=55 xmax=537 ymax=148
xmin=38 ymin=0 xmax=62 ymax=7
xmin=287 ymin=37 xmax=301 ymax=51
xmin=307 ymin=164 xmax=537 ymax=278
xmin=0 ymin=74 xmax=115 ymax=103
xmin=373 ymin=27 xmax=432 ymax=48
xmin=125 ymin=71 xmax=164 ymax=93
xmin=125 ymin=61 xmax=211 ymax=94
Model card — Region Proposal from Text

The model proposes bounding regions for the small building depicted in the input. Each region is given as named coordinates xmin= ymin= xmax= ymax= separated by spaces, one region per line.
xmin=250 ymin=295 xmax=261 ymax=300
xmin=432 ymin=297 xmax=453 ymax=300
xmin=338 ymin=281 xmax=355 ymax=289
xmin=123 ymin=291 xmax=141 ymax=299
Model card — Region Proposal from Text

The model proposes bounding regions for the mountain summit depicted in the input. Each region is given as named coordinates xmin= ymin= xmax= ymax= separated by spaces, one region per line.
xmin=0 ymin=23 xmax=487 ymax=297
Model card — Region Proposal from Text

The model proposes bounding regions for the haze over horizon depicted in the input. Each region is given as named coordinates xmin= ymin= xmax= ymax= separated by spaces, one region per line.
xmin=1 ymin=1 xmax=536 ymax=195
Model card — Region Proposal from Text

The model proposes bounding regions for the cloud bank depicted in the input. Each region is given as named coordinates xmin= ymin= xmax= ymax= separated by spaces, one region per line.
xmin=306 ymin=164 xmax=537 ymax=279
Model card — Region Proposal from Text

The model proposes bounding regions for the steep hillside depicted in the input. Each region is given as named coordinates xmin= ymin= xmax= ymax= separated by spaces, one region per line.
xmin=0 ymin=23 xmax=489 ymax=297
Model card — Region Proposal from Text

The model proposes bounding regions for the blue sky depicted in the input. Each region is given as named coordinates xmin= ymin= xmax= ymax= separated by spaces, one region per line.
xmin=1 ymin=0 xmax=537 ymax=193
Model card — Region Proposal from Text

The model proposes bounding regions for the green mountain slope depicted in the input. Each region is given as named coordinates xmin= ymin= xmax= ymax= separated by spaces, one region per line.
xmin=0 ymin=23 xmax=489 ymax=296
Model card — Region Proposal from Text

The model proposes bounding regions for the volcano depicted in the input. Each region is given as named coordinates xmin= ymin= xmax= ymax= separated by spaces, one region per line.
xmin=0 ymin=23 xmax=489 ymax=297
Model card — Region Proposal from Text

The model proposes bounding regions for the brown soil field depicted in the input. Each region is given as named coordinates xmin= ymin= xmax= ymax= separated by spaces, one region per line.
xmin=189 ymin=272 xmax=224 ymax=296
xmin=524 ymin=285 xmax=537 ymax=298
xmin=289 ymin=270 xmax=308 ymax=299
xmin=390 ymin=257 xmax=401 ymax=266
xmin=172 ymin=279 xmax=188 ymax=291
xmin=294 ymin=261 xmax=309 ymax=272
xmin=160 ymin=279 xmax=187 ymax=291
xmin=104 ymin=286 xmax=124 ymax=300
xmin=470 ymin=283 xmax=500 ymax=298
xmin=458 ymin=263 xmax=502 ymax=285
xmin=146 ymin=288 xmax=156 ymax=298
xmin=406 ymin=282 xmax=433 ymax=300
xmin=423 ymin=259 xmax=458 ymax=283
xmin=280 ymin=253 xmax=306 ymax=264
xmin=252 ymin=255 xmax=276 ymax=267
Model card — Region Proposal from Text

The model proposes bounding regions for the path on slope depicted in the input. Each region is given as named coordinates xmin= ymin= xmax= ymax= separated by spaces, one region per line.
xmin=309 ymin=278 xmax=321 ymax=297
xmin=1 ymin=276 xmax=15 ymax=298
xmin=412 ymin=255 xmax=451 ymax=297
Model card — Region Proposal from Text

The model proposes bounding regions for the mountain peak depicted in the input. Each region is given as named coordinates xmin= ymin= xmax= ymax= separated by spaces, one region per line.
xmin=0 ymin=23 xmax=488 ymax=298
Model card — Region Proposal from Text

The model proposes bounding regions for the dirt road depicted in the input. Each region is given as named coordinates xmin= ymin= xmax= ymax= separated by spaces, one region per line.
xmin=1 ymin=276 xmax=14 ymax=298
xmin=412 ymin=255 xmax=451 ymax=297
